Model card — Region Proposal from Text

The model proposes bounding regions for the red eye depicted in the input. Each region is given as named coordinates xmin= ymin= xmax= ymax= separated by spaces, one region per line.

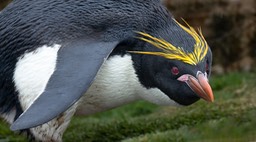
xmin=171 ymin=67 xmax=179 ymax=75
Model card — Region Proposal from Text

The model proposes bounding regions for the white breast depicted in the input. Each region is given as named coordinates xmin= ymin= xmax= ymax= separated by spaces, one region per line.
xmin=76 ymin=54 xmax=140 ymax=115
xmin=14 ymin=44 xmax=61 ymax=110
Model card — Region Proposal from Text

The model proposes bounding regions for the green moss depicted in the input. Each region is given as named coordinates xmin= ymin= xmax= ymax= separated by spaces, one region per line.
xmin=0 ymin=72 xmax=256 ymax=142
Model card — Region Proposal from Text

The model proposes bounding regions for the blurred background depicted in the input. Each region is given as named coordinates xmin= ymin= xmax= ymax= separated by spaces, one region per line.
xmin=0 ymin=0 xmax=256 ymax=142
xmin=163 ymin=0 xmax=256 ymax=74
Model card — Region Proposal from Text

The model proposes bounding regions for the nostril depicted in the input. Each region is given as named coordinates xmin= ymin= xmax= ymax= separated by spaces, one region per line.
xmin=196 ymin=71 xmax=203 ymax=76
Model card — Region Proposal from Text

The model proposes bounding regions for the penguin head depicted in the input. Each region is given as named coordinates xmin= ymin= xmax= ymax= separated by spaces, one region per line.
xmin=131 ymin=19 xmax=213 ymax=106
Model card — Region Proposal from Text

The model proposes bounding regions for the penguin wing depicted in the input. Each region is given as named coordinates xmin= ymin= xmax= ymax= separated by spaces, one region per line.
xmin=11 ymin=39 xmax=119 ymax=130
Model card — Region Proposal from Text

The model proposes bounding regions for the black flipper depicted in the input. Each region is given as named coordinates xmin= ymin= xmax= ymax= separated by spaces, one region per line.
xmin=10 ymin=39 xmax=119 ymax=130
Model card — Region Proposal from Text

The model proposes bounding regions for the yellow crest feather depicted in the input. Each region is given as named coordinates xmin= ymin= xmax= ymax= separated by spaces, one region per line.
xmin=130 ymin=18 xmax=209 ymax=65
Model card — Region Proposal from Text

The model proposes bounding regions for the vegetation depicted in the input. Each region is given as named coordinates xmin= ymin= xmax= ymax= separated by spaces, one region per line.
xmin=0 ymin=72 xmax=255 ymax=141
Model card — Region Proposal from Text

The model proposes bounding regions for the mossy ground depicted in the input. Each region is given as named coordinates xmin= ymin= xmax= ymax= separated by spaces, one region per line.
xmin=0 ymin=72 xmax=255 ymax=142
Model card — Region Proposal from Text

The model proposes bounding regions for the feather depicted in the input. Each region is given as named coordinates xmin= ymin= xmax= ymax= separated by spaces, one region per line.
xmin=130 ymin=19 xmax=209 ymax=65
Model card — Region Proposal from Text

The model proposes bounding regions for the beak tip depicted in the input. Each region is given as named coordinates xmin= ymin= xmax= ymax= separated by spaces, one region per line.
xmin=203 ymin=95 xmax=214 ymax=103
xmin=184 ymin=73 xmax=214 ymax=104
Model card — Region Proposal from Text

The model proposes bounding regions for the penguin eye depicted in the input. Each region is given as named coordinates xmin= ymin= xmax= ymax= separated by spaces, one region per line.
xmin=171 ymin=66 xmax=179 ymax=75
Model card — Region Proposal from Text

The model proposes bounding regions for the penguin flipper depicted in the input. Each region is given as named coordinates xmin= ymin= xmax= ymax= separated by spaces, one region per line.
xmin=11 ymin=40 xmax=119 ymax=130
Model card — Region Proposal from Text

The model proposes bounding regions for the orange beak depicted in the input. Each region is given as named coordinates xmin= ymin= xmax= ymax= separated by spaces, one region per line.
xmin=178 ymin=72 xmax=214 ymax=102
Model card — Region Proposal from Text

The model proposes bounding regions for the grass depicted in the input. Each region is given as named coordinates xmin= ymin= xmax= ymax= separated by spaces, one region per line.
xmin=0 ymin=72 xmax=256 ymax=141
